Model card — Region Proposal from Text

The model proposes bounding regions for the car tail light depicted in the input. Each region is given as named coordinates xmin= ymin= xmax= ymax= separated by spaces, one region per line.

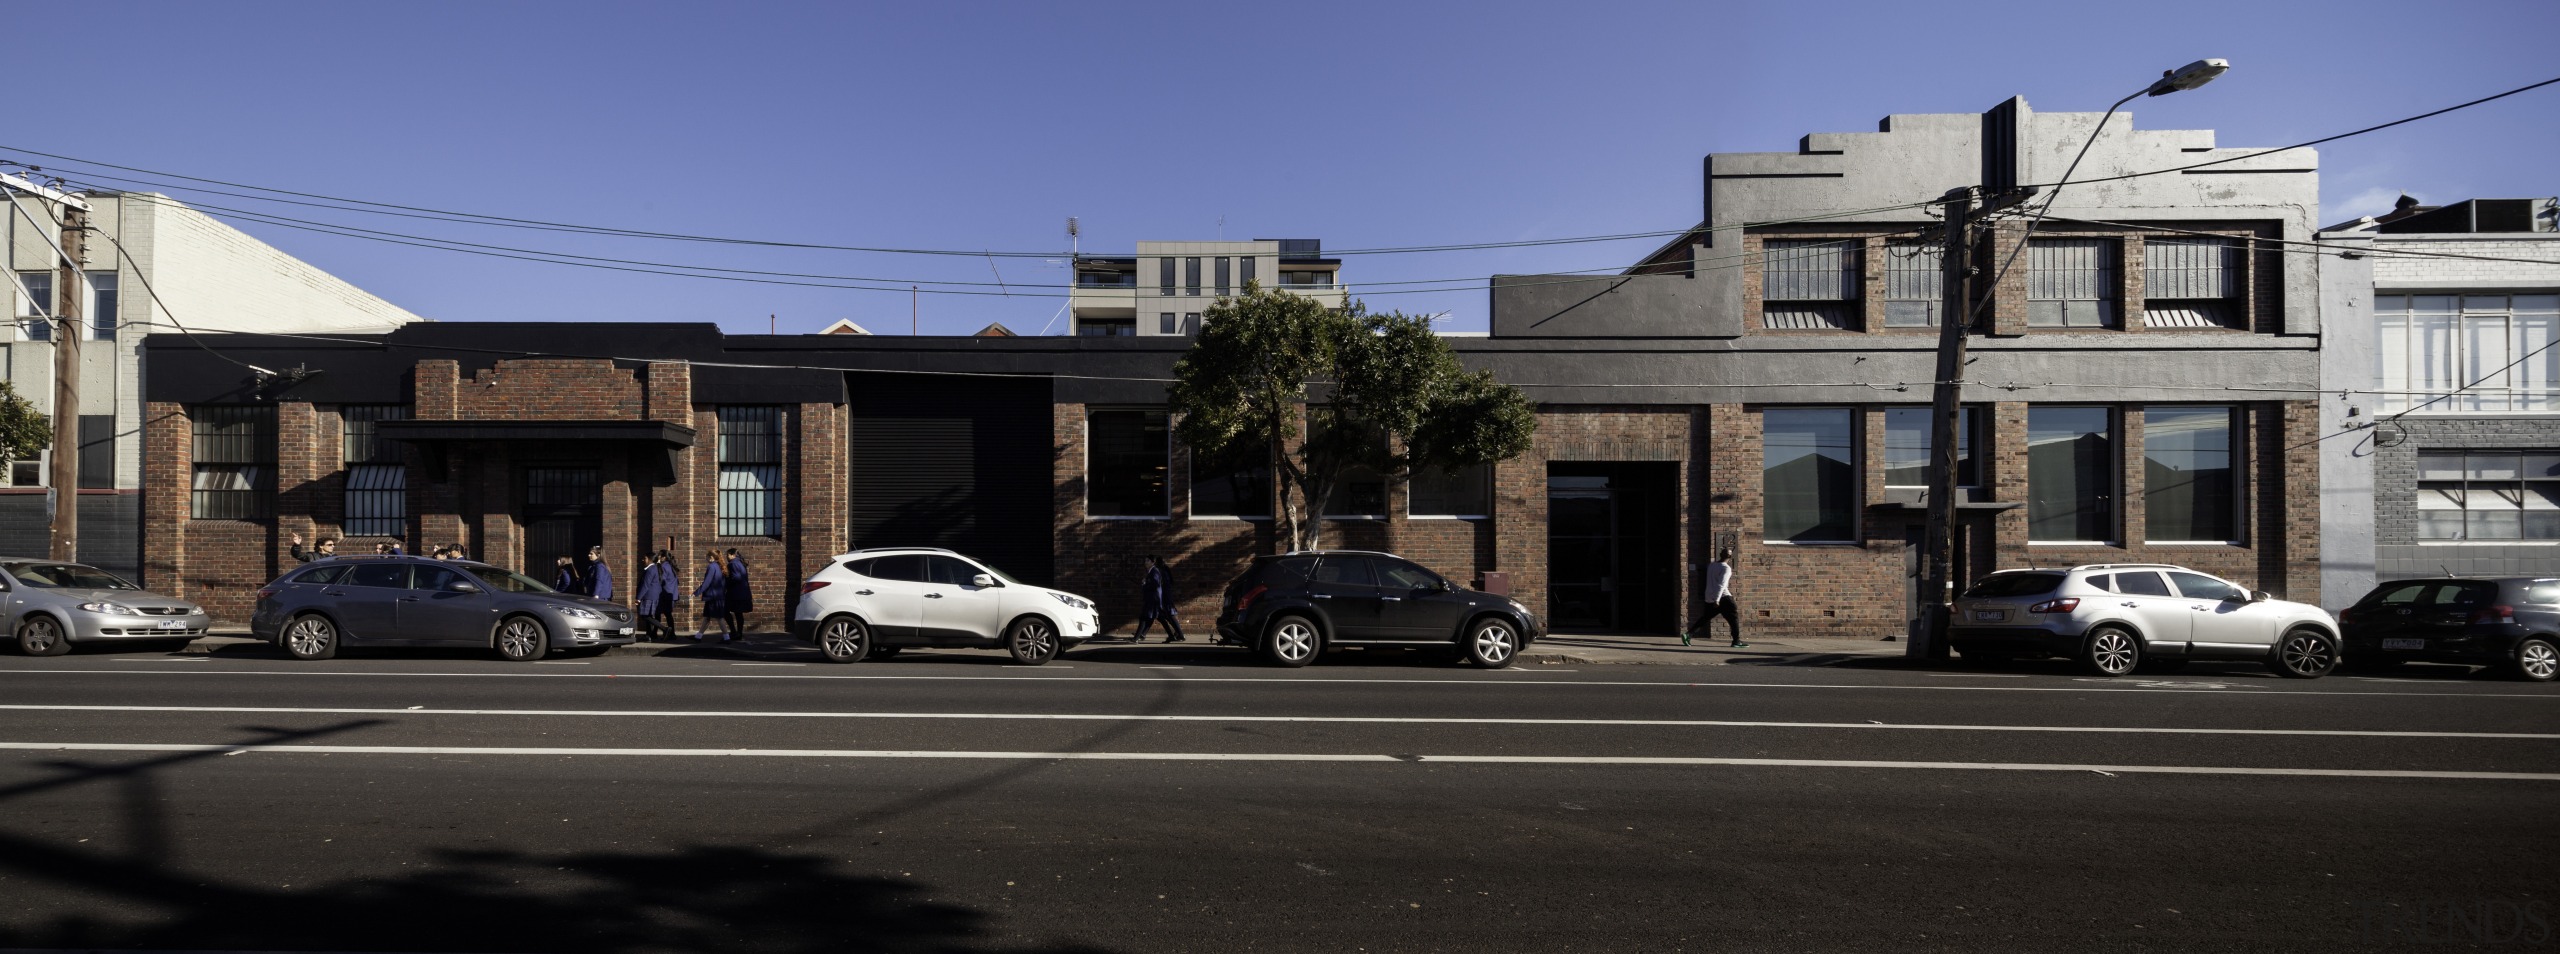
xmin=2338 ymin=606 xmax=2361 ymax=624
xmin=254 ymin=587 xmax=276 ymax=600
xmin=801 ymin=581 xmax=831 ymax=594
xmin=2027 ymin=598 xmax=2079 ymax=614
xmin=2469 ymin=604 xmax=2515 ymax=625
xmin=1235 ymin=584 xmax=1267 ymax=612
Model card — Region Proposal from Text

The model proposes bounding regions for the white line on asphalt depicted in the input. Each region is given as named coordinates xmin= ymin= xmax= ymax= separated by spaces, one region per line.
xmin=1922 ymin=672 xmax=2027 ymax=678
xmin=4 ymin=704 xmax=2551 ymax=739
xmin=2 ymin=740 xmax=2552 ymax=781
xmin=2 ymin=667 xmax=2553 ymax=698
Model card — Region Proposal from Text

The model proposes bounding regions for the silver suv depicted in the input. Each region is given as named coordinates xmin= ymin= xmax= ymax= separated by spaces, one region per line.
xmin=1947 ymin=564 xmax=2342 ymax=678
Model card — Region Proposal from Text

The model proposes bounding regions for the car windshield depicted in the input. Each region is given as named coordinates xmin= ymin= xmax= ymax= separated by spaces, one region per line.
xmin=5 ymin=562 xmax=138 ymax=590
xmin=973 ymin=560 xmax=1024 ymax=586
xmin=465 ymin=566 xmax=559 ymax=594
xmin=1963 ymin=572 xmax=2065 ymax=599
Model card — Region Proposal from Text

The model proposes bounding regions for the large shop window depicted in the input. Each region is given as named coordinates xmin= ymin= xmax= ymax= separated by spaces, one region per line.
xmin=2143 ymin=406 xmax=2240 ymax=543
xmin=1409 ymin=462 xmax=1491 ymax=518
xmin=1762 ymin=408 xmax=1856 ymax=543
xmin=2028 ymin=406 xmax=2115 ymax=543
xmin=717 ymin=406 xmax=785 ymax=537
xmin=1881 ymin=241 xmax=1942 ymax=327
xmin=1087 ymin=408 xmax=1169 ymax=517
xmin=341 ymin=404 xmax=409 ymax=537
xmin=1190 ymin=438 xmax=1272 ymax=519
xmin=2027 ymin=238 xmax=2119 ymax=328
xmin=1311 ymin=411 xmax=1389 ymax=518
xmin=2417 ymin=452 xmax=2560 ymax=542
xmin=1883 ymin=407 xmax=1977 ymax=488
xmin=2376 ymin=295 xmax=2560 ymax=413
xmin=191 ymin=405 xmax=274 ymax=520
xmin=1760 ymin=239 xmax=1860 ymax=331
xmin=2142 ymin=237 xmax=2242 ymax=329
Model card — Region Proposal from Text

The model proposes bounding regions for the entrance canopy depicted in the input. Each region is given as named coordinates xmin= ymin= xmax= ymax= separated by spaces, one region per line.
xmin=376 ymin=419 xmax=698 ymax=482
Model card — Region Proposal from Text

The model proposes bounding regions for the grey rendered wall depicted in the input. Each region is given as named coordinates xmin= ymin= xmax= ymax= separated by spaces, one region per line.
xmin=2317 ymin=233 xmax=2377 ymax=610
xmin=2372 ymin=418 xmax=2560 ymax=580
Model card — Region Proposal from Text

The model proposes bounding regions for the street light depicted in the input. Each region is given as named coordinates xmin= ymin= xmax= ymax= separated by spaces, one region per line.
xmin=1912 ymin=59 xmax=2230 ymax=660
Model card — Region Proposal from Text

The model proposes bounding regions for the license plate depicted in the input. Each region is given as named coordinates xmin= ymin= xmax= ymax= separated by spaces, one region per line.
xmin=1973 ymin=610 xmax=2006 ymax=622
xmin=2381 ymin=638 xmax=2426 ymax=651
xmin=156 ymin=619 xmax=185 ymax=629
xmin=619 ymin=627 xmax=634 ymax=636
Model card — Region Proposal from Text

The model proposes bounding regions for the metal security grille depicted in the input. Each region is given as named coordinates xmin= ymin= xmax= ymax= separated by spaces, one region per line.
xmin=2028 ymin=239 xmax=2118 ymax=328
xmin=343 ymin=463 xmax=407 ymax=537
xmin=191 ymin=405 xmax=274 ymax=519
xmin=1761 ymin=239 xmax=1859 ymax=331
xmin=718 ymin=406 xmax=784 ymax=537
xmin=2142 ymin=237 xmax=2240 ymax=328
xmin=341 ymin=404 xmax=409 ymax=464
xmin=1882 ymin=242 xmax=1943 ymax=327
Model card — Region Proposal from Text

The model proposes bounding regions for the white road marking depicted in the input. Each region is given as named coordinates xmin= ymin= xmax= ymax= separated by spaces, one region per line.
xmin=1 ymin=740 xmax=2551 ymax=781
xmin=2 ymin=704 xmax=2549 ymax=739
xmin=0 ymin=667 xmax=2552 ymax=698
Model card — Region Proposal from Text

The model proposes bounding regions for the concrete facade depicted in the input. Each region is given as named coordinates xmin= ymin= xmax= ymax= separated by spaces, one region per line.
xmin=1069 ymin=240 xmax=1344 ymax=337
xmin=4 ymin=190 xmax=423 ymax=577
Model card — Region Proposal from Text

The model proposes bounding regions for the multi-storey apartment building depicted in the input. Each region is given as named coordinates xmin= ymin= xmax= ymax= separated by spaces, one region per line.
xmin=138 ymin=99 xmax=2330 ymax=639
xmin=5 ymin=188 xmax=423 ymax=577
xmin=2319 ymin=196 xmax=2560 ymax=600
xmin=1069 ymin=239 xmax=1343 ymax=336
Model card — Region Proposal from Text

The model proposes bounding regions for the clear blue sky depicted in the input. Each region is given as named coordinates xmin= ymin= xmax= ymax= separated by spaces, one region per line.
xmin=17 ymin=0 xmax=2556 ymax=335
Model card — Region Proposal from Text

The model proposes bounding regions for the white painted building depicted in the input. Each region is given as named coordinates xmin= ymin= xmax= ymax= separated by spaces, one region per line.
xmin=3 ymin=188 xmax=424 ymax=573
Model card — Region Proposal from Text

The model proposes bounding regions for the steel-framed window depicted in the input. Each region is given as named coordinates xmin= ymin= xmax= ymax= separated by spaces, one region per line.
xmin=191 ymin=405 xmax=274 ymax=519
xmin=2143 ymin=405 xmax=2242 ymax=543
xmin=2142 ymin=237 xmax=2242 ymax=329
xmin=1159 ymin=258 xmax=1175 ymax=297
xmin=1882 ymin=241 xmax=1942 ymax=327
xmin=87 ymin=272 xmax=116 ymax=340
xmin=1409 ymin=462 xmax=1491 ymax=518
xmin=17 ymin=272 xmax=50 ymax=340
xmin=1190 ymin=438 xmax=1272 ymax=519
xmin=2028 ymin=239 xmax=2119 ymax=328
xmin=2417 ymin=451 xmax=2560 ymax=542
xmin=1883 ymin=406 xmax=1977 ymax=489
xmin=1762 ymin=408 xmax=1857 ymax=542
xmin=1185 ymin=257 xmax=1202 ymax=296
xmin=2027 ymin=406 xmax=2116 ymax=543
xmin=2376 ymin=295 xmax=2560 ymax=414
xmin=1215 ymin=257 xmax=1231 ymax=296
xmin=341 ymin=404 xmax=409 ymax=537
xmin=1087 ymin=408 xmax=1169 ymax=517
xmin=717 ymin=406 xmax=785 ymax=537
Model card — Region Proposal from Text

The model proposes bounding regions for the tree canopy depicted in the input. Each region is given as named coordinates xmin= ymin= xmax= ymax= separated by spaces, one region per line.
xmin=1168 ymin=283 xmax=1535 ymax=550
xmin=0 ymin=381 xmax=49 ymax=467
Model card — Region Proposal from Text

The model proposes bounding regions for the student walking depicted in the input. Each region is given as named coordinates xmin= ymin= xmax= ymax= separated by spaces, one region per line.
xmin=722 ymin=548 xmax=753 ymax=637
xmin=552 ymin=555 xmax=582 ymax=595
xmin=584 ymin=545 xmax=614 ymax=602
xmin=694 ymin=549 xmax=732 ymax=641
xmin=1685 ymin=549 xmax=1748 ymax=648
xmin=635 ymin=550 xmax=680 ymax=640
xmin=1132 ymin=555 xmax=1185 ymax=643
xmin=288 ymin=533 xmax=337 ymax=563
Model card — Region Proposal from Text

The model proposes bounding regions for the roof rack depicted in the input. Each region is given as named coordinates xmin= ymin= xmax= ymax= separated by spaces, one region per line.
xmin=2068 ymin=563 xmax=2186 ymax=572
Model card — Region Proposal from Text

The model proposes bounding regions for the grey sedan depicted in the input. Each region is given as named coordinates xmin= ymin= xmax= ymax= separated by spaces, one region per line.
xmin=3 ymin=559 xmax=212 ymax=656
xmin=251 ymin=556 xmax=635 ymax=661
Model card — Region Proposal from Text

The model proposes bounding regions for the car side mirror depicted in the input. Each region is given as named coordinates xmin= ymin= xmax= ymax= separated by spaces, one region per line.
xmin=971 ymin=573 xmax=998 ymax=588
xmin=2248 ymin=590 xmax=2272 ymax=603
xmin=451 ymin=582 xmax=482 ymax=594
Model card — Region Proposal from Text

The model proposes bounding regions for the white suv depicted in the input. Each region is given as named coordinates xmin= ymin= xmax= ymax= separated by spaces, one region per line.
xmin=1946 ymin=564 xmax=2343 ymax=678
xmin=790 ymin=548 xmax=1100 ymax=665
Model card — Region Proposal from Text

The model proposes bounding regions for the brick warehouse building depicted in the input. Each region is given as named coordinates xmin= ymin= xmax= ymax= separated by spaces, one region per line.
xmin=138 ymin=98 xmax=2331 ymax=637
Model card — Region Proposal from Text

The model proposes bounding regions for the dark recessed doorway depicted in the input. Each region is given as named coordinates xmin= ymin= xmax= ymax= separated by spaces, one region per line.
xmin=1546 ymin=462 xmax=1678 ymax=633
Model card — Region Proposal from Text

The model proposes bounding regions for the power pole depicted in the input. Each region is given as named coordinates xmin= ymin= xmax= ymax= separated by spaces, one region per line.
xmin=1914 ymin=187 xmax=1974 ymax=660
xmin=48 ymin=203 xmax=84 ymax=561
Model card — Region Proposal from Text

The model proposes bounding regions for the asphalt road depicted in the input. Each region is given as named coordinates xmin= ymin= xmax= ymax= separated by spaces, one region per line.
xmin=0 ymin=643 xmax=2553 ymax=953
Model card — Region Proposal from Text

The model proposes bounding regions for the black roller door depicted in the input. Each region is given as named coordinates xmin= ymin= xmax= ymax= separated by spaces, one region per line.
xmin=847 ymin=373 xmax=1053 ymax=585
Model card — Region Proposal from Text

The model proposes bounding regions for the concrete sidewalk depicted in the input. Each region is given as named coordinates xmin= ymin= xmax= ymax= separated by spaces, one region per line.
xmin=176 ymin=629 xmax=1913 ymax=667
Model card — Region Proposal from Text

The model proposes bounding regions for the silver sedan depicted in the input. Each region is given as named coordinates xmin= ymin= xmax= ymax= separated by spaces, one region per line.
xmin=3 ymin=559 xmax=212 ymax=656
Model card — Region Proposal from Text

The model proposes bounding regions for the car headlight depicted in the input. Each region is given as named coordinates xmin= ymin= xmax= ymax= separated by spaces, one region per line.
xmin=1050 ymin=592 xmax=1093 ymax=611
xmin=556 ymin=606 xmax=603 ymax=620
xmin=79 ymin=602 xmax=139 ymax=615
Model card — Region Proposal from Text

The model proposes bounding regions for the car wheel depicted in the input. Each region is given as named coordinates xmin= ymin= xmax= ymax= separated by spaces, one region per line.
xmin=816 ymin=615 xmax=870 ymax=664
xmin=15 ymin=616 xmax=68 ymax=657
xmin=2077 ymin=625 xmax=2141 ymax=677
xmin=495 ymin=615 xmax=550 ymax=662
xmin=281 ymin=614 xmax=338 ymax=661
xmin=1006 ymin=617 xmax=1059 ymax=666
xmin=2512 ymin=637 xmax=2559 ymax=683
xmin=1465 ymin=618 xmax=1520 ymax=669
xmin=1264 ymin=615 xmax=1321 ymax=668
xmin=2270 ymin=627 xmax=2340 ymax=679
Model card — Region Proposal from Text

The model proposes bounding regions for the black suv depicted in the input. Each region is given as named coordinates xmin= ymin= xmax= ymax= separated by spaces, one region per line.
xmin=1214 ymin=550 xmax=1543 ymax=668
xmin=2340 ymin=577 xmax=2560 ymax=681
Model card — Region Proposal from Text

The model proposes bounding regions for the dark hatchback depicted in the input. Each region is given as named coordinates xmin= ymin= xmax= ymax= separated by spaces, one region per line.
xmin=1214 ymin=550 xmax=1544 ymax=668
xmin=2339 ymin=577 xmax=2560 ymax=681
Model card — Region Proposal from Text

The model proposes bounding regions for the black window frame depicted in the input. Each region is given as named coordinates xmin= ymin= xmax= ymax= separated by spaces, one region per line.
xmin=190 ymin=404 xmax=275 ymax=520
xmin=342 ymin=404 xmax=410 ymax=538
xmin=1883 ymin=406 xmax=1979 ymax=490
xmin=2142 ymin=405 xmax=2243 ymax=544
xmin=717 ymin=406 xmax=786 ymax=538
xmin=1761 ymin=407 xmax=1859 ymax=544
xmin=1086 ymin=407 xmax=1170 ymax=518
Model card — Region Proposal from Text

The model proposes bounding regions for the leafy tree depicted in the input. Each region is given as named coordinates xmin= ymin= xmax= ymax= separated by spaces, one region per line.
xmin=1169 ymin=283 xmax=1535 ymax=550
xmin=0 ymin=381 xmax=48 ymax=468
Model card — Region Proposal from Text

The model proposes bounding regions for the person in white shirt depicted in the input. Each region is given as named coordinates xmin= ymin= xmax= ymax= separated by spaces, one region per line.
xmin=1685 ymin=549 xmax=1748 ymax=648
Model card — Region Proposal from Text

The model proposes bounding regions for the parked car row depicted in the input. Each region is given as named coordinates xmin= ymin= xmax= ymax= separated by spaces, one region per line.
xmin=2 ymin=551 xmax=2549 ymax=682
